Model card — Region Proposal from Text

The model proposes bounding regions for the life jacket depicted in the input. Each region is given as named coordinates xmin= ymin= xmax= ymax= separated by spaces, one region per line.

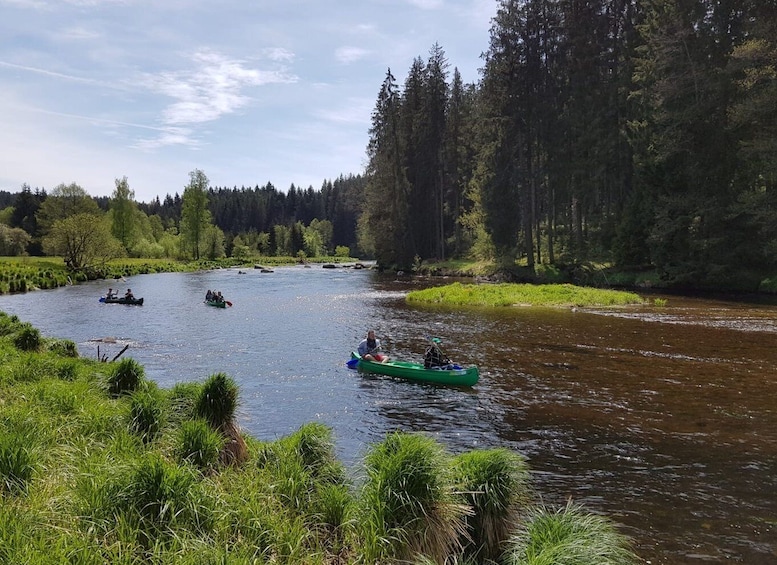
xmin=424 ymin=345 xmax=449 ymax=368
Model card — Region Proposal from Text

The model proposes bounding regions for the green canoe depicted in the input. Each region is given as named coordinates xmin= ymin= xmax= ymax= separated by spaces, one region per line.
xmin=350 ymin=352 xmax=479 ymax=387
xmin=205 ymin=299 xmax=227 ymax=308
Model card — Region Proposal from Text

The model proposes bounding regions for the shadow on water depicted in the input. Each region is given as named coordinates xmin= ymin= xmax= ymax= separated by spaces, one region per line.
xmin=0 ymin=270 xmax=775 ymax=564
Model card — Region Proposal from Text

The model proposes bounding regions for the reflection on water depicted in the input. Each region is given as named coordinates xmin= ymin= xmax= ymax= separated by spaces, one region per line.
xmin=1 ymin=270 xmax=776 ymax=564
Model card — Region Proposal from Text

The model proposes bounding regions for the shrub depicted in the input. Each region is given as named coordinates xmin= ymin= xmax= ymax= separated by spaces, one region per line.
xmin=107 ymin=358 xmax=145 ymax=397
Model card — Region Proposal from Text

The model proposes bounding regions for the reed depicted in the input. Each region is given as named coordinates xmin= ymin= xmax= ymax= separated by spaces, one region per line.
xmin=194 ymin=372 xmax=247 ymax=466
xmin=13 ymin=323 xmax=41 ymax=351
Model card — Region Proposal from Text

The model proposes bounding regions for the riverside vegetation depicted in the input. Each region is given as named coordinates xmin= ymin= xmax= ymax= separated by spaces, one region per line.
xmin=0 ymin=311 xmax=640 ymax=564
xmin=0 ymin=256 xmax=357 ymax=295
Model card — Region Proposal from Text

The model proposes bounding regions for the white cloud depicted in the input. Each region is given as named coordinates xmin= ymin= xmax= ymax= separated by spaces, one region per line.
xmin=0 ymin=0 xmax=495 ymax=201
xmin=335 ymin=46 xmax=371 ymax=65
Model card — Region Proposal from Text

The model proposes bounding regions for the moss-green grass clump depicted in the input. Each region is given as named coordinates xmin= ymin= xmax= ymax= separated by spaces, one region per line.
xmin=407 ymin=282 xmax=645 ymax=308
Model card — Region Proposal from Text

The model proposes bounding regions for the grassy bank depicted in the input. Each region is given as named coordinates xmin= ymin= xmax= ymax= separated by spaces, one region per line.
xmin=407 ymin=282 xmax=645 ymax=308
xmin=0 ymin=256 xmax=360 ymax=295
xmin=0 ymin=312 xmax=639 ymax=564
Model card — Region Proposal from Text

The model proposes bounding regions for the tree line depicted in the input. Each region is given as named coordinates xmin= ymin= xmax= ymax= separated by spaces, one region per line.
xmin=1 ymin=0 xmax=775 ymax=290
xmin=0 ymin=172 xmax=366 ymax=270
xmin=361 ymin=0 xmax=776 ymax=290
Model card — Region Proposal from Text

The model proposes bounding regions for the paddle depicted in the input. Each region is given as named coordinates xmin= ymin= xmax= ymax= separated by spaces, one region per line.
xmin=226 ymin=301 xmax=233 ymax=307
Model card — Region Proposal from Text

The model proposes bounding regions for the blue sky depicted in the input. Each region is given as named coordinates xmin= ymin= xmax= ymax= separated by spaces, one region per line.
xmin=0 ymin=0 xmax=494 ymax=204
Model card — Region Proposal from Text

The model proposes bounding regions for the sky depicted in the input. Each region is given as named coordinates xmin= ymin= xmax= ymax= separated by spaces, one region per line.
xmin=0 ymin=0 xmax=495 ymax=204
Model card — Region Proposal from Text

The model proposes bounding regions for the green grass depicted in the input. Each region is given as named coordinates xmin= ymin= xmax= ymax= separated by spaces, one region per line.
xmin=0 ymin=310 xmax=640 ymax=564
xmin=407 ymin=282 xmax=645 ymax=308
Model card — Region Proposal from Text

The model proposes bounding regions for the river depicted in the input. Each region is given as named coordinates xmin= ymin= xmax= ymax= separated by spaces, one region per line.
xmin=0 ymin=265 xmax=775 ymax=564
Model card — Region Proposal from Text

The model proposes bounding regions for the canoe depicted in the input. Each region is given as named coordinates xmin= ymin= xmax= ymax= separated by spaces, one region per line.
xmin=205 ymin=299 xmax=227 ymax=308
xmin=349 ymin=352 xmax=479 ymax=387
xmin=101 ymin=296 xmax=144 ymax=305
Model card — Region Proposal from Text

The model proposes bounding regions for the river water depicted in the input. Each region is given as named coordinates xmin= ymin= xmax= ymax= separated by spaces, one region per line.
xmin=0 ymin=266 xmax=775 ymax=564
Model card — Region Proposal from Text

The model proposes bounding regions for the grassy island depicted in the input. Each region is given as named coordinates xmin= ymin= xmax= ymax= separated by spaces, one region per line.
xmin=0 ymin=311 xmax=639 ymax=564
xmin=407 ymin=282 xmax=645 ymax=308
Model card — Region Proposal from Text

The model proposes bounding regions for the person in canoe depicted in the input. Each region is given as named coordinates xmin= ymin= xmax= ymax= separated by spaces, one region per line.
xmin=124 ymin=288 xmax=135 ymax=299
xmin=424 ymin=338 xmax=452 ymax=369
xmin=106 ymin=287 xmax=117 ymax=299
xmin=358 ymin=330 xmax=388 ymax=362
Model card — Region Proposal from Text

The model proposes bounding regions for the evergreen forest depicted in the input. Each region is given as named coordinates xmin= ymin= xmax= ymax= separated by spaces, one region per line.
xmin=1 ymin=0 xmax=775 ymax=291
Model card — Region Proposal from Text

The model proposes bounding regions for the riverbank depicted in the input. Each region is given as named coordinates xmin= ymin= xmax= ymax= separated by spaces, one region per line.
xmin=0 ymin=256 xmax=359 ymax=295
xmin=0 ymin=311 xmax=640 ymax=564
xmin=414 ymin=258 xmax=777 ymax=294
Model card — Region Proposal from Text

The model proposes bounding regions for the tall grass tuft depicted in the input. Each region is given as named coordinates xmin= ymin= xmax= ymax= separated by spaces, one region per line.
xmin=175 ymin=419 xmax=224 ymax=471
xmin=505 ymin=501 xmax=639 ymax=565
xmin=107 ymin=357 xmax=146 ymax=397
xmin=47 ymin=338 xmax=79 ymax=358
xmin=128 ymin=390 xmax=165 ymax=444
xmin=93 ymin=453 xmax=214 ymax=546
xmin=357 ymin=431 xmax=469 ymax=563
xmin=195 ymin=372 xmax=247 ymax=466
xmin=453 ymin=448 xmax=533 ymax=562
xmin=13 ymin=323 xmax=41 ymax=351
xmin=0 ymin=431 xmax=37 ymax=495
xmin=195 ymin=372 xmax=238 ymax=429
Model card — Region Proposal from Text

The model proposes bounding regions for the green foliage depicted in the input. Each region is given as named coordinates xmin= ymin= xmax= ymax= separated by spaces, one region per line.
xmin=505 ymin=502 xmax=639 ymax=565
xmin=107 ymin=358 xmax=146 ymax=397
xmin=407 ymin=282 xmax=644 ymax=308
xmin=128 ymin=390 xmax=165 ymax=444
xmin=176 ymin=419 xmax=224 ymax=471
xmin=195 ymin=372 xmax=238 ymax=429
xmin=454 ymin=448 xmax=532 ymax=562
xmin=42 ymin=213 xmax=126 ymax=272
xmin=358 ymin=431 xmax=466 ymax=563
xmin=0 ymin=432 xmax=37 ymax=495
xmin=180 ymin=169 xmax=212 ymax=260
xmin=13 ymin=323 xmax=41 ymax=351
xmin=46 ymin=338 xmax=78 ymax=358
